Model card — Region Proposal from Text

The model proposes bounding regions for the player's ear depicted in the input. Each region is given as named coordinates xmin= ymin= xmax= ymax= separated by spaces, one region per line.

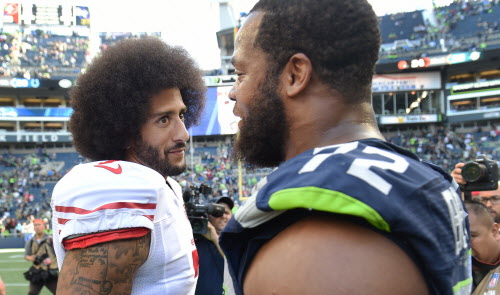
xmin=492 ymin=223 xmax=500 ymax=240
xmin=281 ymin=53 xmax=312 ymax=98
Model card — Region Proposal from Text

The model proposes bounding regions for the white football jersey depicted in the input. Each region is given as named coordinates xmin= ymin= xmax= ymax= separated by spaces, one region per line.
xmin=51 ymin=160 xmax=198 ymax=295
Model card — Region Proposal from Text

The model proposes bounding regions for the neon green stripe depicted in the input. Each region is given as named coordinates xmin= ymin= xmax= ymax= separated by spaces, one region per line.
xmin=452 ymin=277 xmax=472 ymax=293
xmin=268 ymin=186 xmax=390 ymax=232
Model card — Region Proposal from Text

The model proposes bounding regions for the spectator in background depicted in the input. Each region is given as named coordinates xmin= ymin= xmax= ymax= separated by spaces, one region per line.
xmin=195 ymin=196 xmax=233 ymax=295
xmin=51 ymin=37 xmax=206 ymax=294
xmin=220 ymin=0 xmax=470 ymax=294
xmin=452 ymin=162 xmax=500 ymax=222
xmin=4 ymin=217 xmax=16 ymax=233
xmin=465 ymin=201 xmax=500 ymax=294
xmin=24 ymin=219 xmax=58 ymax=294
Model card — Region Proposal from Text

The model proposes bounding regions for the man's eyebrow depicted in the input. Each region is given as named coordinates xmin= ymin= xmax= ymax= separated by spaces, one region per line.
xmin=150 ymin=107 xmax=187 ymax=118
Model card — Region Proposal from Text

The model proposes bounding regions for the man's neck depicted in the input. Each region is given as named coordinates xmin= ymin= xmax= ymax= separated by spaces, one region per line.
xmin=35 ymin=233 xmax=45 ymax=240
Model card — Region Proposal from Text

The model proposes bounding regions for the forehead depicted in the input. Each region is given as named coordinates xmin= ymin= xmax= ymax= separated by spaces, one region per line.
xmin=232 ymin=11 xmax=265 ymax=67
xmin=468 ymin=213 xmax=483 ymax=230
xmin=468 ymin=211 xmax=491 ymax=231
xmin=479 ymin=187 xmax=500 ymax=197
xmin=148 ymin=88 xmax=184 ymax=111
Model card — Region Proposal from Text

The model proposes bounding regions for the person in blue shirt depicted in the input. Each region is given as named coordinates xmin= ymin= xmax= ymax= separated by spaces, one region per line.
xmin=195 ymin=196 xmax=233 ymax=295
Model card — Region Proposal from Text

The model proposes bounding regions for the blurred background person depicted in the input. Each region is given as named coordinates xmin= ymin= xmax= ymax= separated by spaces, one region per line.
xmin=452 ymin=162 xmax=500 ymax=222
xmin=195 ymin=196 xmax=233 ymax=295
xmin=24 ymin=218 xmax=58 ymax=295
xmin=465 ymin=201 xmax=500 ymax=294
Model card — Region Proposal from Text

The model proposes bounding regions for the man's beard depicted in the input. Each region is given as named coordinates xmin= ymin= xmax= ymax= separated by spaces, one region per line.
xmin=134 ymin=139 xmax=186 ymax=177
xmin=232 ymin=71 xmax=288 ymax=168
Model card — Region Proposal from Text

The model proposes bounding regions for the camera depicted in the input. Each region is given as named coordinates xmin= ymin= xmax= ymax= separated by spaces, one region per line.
xmin=183 ymin=184 xmax=225 ymax=235
xmin=462 ymin=155 xmax=499 ymax=192
xmin=34 ymin=253 xmax=49 ymax=265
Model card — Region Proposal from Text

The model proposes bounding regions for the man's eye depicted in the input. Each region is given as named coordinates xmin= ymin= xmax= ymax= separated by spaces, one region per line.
xmin=180 ymin=113 xmax=186 ymax=122
xmin=159 ymin=117 xmax=169 ymax=124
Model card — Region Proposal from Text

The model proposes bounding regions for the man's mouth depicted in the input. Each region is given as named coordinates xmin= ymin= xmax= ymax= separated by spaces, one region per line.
xmin=168 ymin=148 xmax=185 ymax=154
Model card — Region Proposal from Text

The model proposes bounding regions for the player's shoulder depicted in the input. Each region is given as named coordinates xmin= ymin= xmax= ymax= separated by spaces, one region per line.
xmin=53 ymin=160 xmax=166 ymax=206
xmin=56 ymin=160 xmax=164 ymax=187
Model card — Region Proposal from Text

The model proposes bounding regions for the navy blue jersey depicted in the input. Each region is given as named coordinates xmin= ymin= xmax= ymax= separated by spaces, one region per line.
xmin=220 ymin=139 xmax=471 ymax=295
xmin=194 ymin=235 xmax=225 ymax=295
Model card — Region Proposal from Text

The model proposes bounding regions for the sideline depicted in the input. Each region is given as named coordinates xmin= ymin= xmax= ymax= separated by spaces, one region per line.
xmin=0 ymin=248 xmax=24 ymax=253
xmin=4 ymin=283 xmax=29 ymax=286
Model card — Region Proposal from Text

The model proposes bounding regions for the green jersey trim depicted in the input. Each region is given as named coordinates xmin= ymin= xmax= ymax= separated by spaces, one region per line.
xmin=452 ymin=277 xmax=472 ymax=294
xmin=268 ymin=186 xmax=391 ymax=232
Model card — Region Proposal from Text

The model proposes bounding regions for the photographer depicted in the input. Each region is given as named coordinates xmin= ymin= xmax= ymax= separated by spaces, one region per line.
xmin=195 ymin=196 xmax=233 ymax=295
xmin=24 ymin=219 xmax=58 ymax=295
xmin=452 ymin=161 xmax=500 ymax=223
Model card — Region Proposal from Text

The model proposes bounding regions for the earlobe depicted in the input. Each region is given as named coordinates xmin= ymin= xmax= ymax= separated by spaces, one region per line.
xmin=284 ymin=53 xmax=313 ymax=97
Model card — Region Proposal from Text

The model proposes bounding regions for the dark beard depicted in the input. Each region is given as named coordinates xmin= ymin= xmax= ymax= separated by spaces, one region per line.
xmin=232 ymin=72 xmax=287 ymax=168
xmin=134 ymin=140 xmax=186 ymax=177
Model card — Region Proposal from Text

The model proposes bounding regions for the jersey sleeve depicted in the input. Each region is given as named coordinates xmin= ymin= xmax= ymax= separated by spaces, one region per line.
xmin=52 ymin=161 xmax=164 ymax=245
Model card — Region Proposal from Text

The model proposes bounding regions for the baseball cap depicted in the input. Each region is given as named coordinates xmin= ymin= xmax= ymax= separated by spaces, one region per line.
xmin=208 ymin=196 xmax=234 ymax=209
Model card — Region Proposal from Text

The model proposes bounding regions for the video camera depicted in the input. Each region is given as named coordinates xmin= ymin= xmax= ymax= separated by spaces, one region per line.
xmin=183 ymin=184 xmax=225 ymax=235
xmin=33 ymin=253 xmax=49 ymax=265
xmin=462 ymin=155 xmax=499 ymax=192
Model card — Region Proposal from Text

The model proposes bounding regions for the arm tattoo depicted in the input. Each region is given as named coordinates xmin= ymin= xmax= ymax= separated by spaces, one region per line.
xmin=71 ymin=245 xmax=113 ymax=295
xmin=66 ymin=234 xmax=150 ymax=295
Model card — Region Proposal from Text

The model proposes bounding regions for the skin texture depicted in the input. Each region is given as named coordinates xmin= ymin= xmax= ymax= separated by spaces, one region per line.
xmin=228 ymin=9 xmax=429 ymax=295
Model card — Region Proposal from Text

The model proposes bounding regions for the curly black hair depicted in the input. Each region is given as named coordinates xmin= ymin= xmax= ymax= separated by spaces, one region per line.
xmin=69 ymin=37 xmax=206 ymax=161
xmin=250 ymin=0 xmax=380 ymax=101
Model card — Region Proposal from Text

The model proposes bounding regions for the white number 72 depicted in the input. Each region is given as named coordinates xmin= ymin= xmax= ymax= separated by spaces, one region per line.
xmin=299 ymin=142 xmax=409 ymax=195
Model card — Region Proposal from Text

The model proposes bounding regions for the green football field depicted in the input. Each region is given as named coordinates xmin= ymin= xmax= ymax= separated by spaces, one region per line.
xmin=0 ymin=248 xmax=53 ymax=295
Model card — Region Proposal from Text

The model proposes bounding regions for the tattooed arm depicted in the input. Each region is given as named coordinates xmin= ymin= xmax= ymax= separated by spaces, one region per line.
xmin=57 ymin=233 xmax=151 ymax=295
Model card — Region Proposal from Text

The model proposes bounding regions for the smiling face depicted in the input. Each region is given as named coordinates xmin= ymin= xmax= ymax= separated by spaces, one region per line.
xmin=229 ymin=11 xmax=288 ymax=168
xmin=208 ymin=202 xmax=232 ymax=234
xmin=126 ymin=88 xmax=189 ymax=177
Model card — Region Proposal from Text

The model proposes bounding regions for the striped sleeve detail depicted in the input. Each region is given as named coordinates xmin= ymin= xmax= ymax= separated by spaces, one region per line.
xmin=62 ymin=227 xmax=150 ymax=250
xmin=55 ymin=202 xmax=156 ymax=215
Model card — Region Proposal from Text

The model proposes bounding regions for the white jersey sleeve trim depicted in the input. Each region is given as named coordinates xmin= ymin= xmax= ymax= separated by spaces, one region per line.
xmin=57 ymin=212 xmax=154 ymax=243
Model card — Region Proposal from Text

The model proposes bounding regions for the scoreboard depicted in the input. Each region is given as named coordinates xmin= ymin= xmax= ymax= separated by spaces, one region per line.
xmin=3 ymin=3 xmax=90 ymax=27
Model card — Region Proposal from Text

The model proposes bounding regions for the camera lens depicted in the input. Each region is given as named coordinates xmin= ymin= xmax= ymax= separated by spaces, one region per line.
xmin=462 ymin=162 xmax=487 ymax=182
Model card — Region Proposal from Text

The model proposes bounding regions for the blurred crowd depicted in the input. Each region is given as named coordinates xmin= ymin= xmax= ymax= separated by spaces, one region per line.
xmin=0 ymin=151 xmax=59 ymax=236
xmin=0 ymin=29 xmax=89 ymax=79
